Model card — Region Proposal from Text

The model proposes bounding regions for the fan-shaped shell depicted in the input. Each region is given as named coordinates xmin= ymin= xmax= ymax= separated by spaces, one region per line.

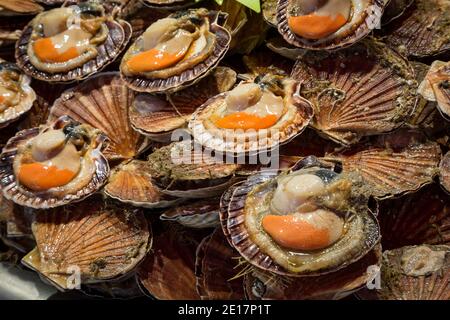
xmin=136 ymin=225 xmax=207 ymax=300
xmin=22 ymin=196 xmax=151 ymax=290
xmin=277 ymin=0 xmax=386 ymax=50
xmin=383 ymin=0 xmax=450 ymax=58
xmin=15 ymin=5 xmax=132 ymax=83
xmin=49 ymin=73 xmax=149 ymax=161
xmin=0 ymin=0 xmax=43 ymax=16
xmin=121 ymin=10 xmax=231 ymax=93
xmin=291 ymin=39 xmax=417 ymax=146
xmin=440 ymin=152 xmax=450 ymax=193
xmin=104 ymin=160 xmax=180 ymax=209
xmin=358 ymin=245 xmax=450 ymax=300
xmin=161 ymin=198 xmax=220 ymax=228
xmin=195 ymin=228 xmax=245 ymax=300
xmin=244 ymin=245 xmax=381 ymax=300
xmin=129 ymin=67 xmax=237 ymax=140
xmin=0 ymin=116 xmax=110 ymax=209
xmin=322 ymin=132 xmax=441 ymax=199
xmin=378 ymin=184 xmax=450 ymax=250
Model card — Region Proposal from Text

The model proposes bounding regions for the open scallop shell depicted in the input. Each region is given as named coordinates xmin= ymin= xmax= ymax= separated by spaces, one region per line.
xmin=0 ymin=59 xmax=36 ymax=129
xmin=15 ymin=3 xmax=132 ymax=83
xmin=383 ymin=0 xmax=450 ymax=58
xmin=147 ymin=141 xmax=241 ymax=199
xmin=104 ymin=160 xmax=181 ymax=209
xmin=136 ymin=224 xmax=206 ymax=300
xmin=291 ymin=39 xmax=417 ymax=146
xmin=21 ymin=196 xmax=151 ymax=290
xmin=220 ymin=157 xmax=380 ymax=277
xmin=0 ymin=116 xmax=110 ymax=209
xmin=161 ymin=198 xmax=220 ymax=228
xmin=195 ymin=228 xmax=245 ymax=300
xmin=322 ymin=132 xmax=441 ymax=199
xmin=129 ymin=67 xmax=237 ymax=142
xmin=49 ymin=73 xmax=149 ymax=162
xmin=358 ymin=245 xmax=450 ymax=300
xmin=379 ymin=184 xmax=450 ymax=250
xmin=121 ymin=9 xmax=231 ymax=93
xmin=440 ymin=152 xmax=450 ymax=193
xmin=420 ymin=61 xmax=450 ymax=120
xmin=277 ymin=0 xmax=386 ymax=50
xmin=244 ymin=245 xmax=381 ymax=300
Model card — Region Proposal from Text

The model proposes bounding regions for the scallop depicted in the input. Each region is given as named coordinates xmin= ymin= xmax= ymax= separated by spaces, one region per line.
xmin=419 ymin=61 xmax=450 ymax=120
xmin=0 ymin=0 xmax=43 ymax=16
xmin=161 ymin=198 xmax=221 ymax=228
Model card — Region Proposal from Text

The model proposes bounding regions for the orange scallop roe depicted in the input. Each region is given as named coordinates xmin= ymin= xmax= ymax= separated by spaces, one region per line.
xmin=33 ymin=37 xmax=80 ymax=63
xmin=0 ymin=96 xmax=4 ymax=104
xmin=262 ymin=214 xmax=330 ymax=251
xmin=214 ymin=112 xmax=278 ymax=130
xmin=18 ymin=162 xmax=77 ymax=191
xmin=126 ymin=48 xmax=187 ymax=73
xmin=288 ymin=13 xmax=347 ymax=39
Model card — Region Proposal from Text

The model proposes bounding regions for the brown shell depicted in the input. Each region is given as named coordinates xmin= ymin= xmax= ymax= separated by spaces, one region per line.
xmin=0 ymin=0 xmax=43 ymax=15
xmin=265 ymin=36 xmax=308 ymax=61
xmin=381 ymin=0 xmax=414 ymax=25
xmin=0 ymin=15 xmax=29 ymax=48
xmin=121 ymin=11 xmax=231 ymax=93
xmin=242 ymin=47 xmax=294 ymax=78
xmin=379 ymin=184 xmax=450 ymax=250
xmin=22 ymin=196 xmax=151 ymax=290
xmin=129 ymin=67 xmax=237 ymax=139
xmin=195 ymin=228 xmax=245 ymax=300
xmin=15 ymin=12 xmax=132 ymax=83
xmin=142 ymin=0 xmax=198 ymax=10
xmin=261 ymin=0 xmax=277 ymax=27
xmin=136 ymin=225 xmax=206 ymax=300
xmin=277 ymin=0 xmax=386 ymax=50
xmin=244 ymin=245 xmax=381 ymax=300
xmin=323 ymin=132 xmax=442 ymax=199
xmin=383 ymin=0 xmax=450 ymax=58
xmin=0 ymin=116 xmax=110 ymax=209
xmin=161 ymin=198 xmax=220 ymax=228
xmin=49 ymin=73 xmax=149 ymax=162
xmin=104 ymin=160 xmax=180 ymax=209
xmin=426 ymin=61 xmax=450 ymax=120
xmin=291 ymin=39 xmax=417 ymax=146
xmin=440 ymin=152 xmax=450 ymax=193
xmin=358 ymin=245 xmax=450 ymax=300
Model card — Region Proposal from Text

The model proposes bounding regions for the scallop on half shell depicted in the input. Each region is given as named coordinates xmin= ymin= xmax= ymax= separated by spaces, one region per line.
xmin=188 ymin=73 xmax=314 ymax=155
xmin=0 ymin=59 xmax=36 ymax=129
xmin=15 ymin=2 xmax=132 ymax=82
xmin=220 ymin=156 xmax=380 ymax=277
xmin=291 ymin=39 xmax=417 ymax=145
xmin=22 ymin=196 xmax=151 ymax=290
xmin=277 ymin=0 xmax=387 ymax=50
xmin=0 ymin=116 xmax=109 ymax=209
xmin=120 ymin=9 xmax=231 ymax=93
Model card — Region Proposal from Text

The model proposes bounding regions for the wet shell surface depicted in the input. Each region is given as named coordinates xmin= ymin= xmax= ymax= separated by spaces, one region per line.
xmin=0 ymin=59 xmax=36 ymax=129
xmin=221 ymin=159 xmax=380 ymax=276
xmin=161 ymin=198 xmax=220 ymax=228
xmin=147 ymin=141 xmax=241 ymax=198
xmin=291 ymin=39 xmax=417 ymax=145
xmin=49 ymin=73 xmax=149 ymax=161
xmin=244 ymin=245 xmax=381 ymax=300
xmin=104 ymin=160 xmax=180 ymax=209
xmin=323 ymin=132 xmax=442 ymax=199
xmin=378 ymin=184 xmax=450 ymax=250
xmin=381 ymin=0 xmax=414 ymax=25
xmin=15 ymin=3 xmax=132 ymax=82
xmin=440 ymin=152 xmax=450 ymax=193
xmin=121 ymin=9 xmax=231 ymax=93
xmin=419 ymin=61 xmax=450 ymax=120
xmin=22 ymin=196 xmax=151 ymax=290
xmin=188 ymin=75 xmax=314 ymax=155
xmin=137 ymin=225 xmax=205 ymax=300
xmin=383 ymin=0 xmax=450 ymax=58
xmin=0 ymin=0 xmax=43 ymax=16
xmin=129 ymin=66 xmax=236 ymax=141
xmin=358 ymin=245 xmax=450 ymax=300
xmin=195 ymin=228 xmax=245 ymax=300
xmin=277 ymin=0 xmax=386 ymax=50
xmin=0 ymin=116 xmax=109 ymax=209
xmin=142 ymin=0 xmax=198 ymax=10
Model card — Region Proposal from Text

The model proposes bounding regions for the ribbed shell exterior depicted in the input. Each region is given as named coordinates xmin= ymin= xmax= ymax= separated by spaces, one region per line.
xmin=15 ymin=14 xmax=132 ymax=82
xmin=291 ymin=39 xmax=417 ymax=146
xmin=277 ymin=0 xmax=386 ymax=50
xmin=104 ymin=160 xmax=180 ymax=209
xmin=22 ymin=197 xmax=151 ymax=290
xmin=0 ymin=0 xmax=43 ymax=15
xmin=244 ymin=246 xmax=381 ymax=300
xmin=378 ymin=184 xmax=450 ymax=250
xmin=440 ymin=152 xmax=450 ymax=193
xmin=195 ymin=228 xmax=245 ymax=300
xmin=381 ymin=0 xmax=414 ymax=25
xmin=383 ymin=0 xmax=450 ymax=58
xmin=161 ymin=198 xmax=220 ymax=228
xmin=49 ymin=73 xmax=149 ymax=161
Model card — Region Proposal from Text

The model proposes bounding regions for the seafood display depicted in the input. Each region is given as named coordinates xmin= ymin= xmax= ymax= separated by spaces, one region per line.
xmin=0 ymin=0 xmax=449 ymax=301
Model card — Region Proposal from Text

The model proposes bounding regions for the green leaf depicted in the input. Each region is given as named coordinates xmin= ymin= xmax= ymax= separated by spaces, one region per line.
xmin=225 ymin=0 xmax=260 ymax=13
xmin=214 ymin=0 xmax=224 ymax=5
